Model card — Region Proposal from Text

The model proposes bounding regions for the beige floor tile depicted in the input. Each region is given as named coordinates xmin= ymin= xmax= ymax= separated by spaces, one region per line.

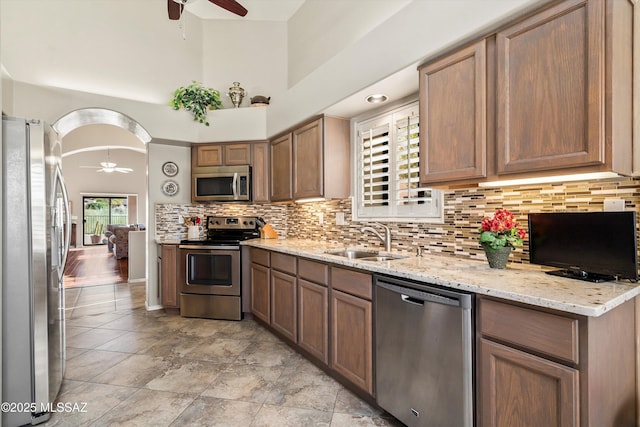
xmin=182 ymin=337 xmax=252 ymax=363
xmin=170 ymin=396 xmax=262 ymax=427
xmin=91 ymin=388 xmax=194 ymax=427
xmin=236 ymin=339 xmax=298 ymax=368
xmin=265 ymin=360 xmax=341 ymax=412
xmin=334 ymin=388 xmax=384 ymax=417
xmin=65 ymin=311 xmax=126 ymax=328
xmin=145 ymin=359 xmax=226 ymax=394
xmin=201 ymin=363 xmax=283 ymax=403
xmin=65 ymin=327 xmax=127 ymax=350
xmin=64 ymin=350 xmax=130 ymax=382
xmin=91 ymin=354 xmax=170 ymax=387
xmin=95 ymin=331 xmax=165 ymax=354
xmin=43 ymin=382 xmax=136 ymax=426
xmin=330 ymin=413 xmax=403 ymax=427
xmin=251 ymin=404 xmax=333 ymax=427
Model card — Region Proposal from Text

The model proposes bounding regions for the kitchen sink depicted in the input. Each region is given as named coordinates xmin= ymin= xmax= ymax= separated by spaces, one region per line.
xmin=325 ymin=249 xmax=380 ymax=259
xmin=324 ymin=249 xmax=408 ymax=262
xmin=359 ymin=255 xmax=408 ymax=262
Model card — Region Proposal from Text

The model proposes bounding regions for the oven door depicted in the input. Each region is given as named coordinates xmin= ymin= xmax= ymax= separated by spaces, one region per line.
xmin=178 ymin=246 xmax=240 ymax=296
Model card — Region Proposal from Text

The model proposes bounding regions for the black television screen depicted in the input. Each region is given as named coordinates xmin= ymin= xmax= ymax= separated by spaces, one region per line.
xmin=528 ymin=212 xmax=638 ymax=282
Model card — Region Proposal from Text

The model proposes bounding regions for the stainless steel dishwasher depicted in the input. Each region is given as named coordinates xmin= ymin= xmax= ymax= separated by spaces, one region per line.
xmin=375 ymin=275 xmax=474 ymax=427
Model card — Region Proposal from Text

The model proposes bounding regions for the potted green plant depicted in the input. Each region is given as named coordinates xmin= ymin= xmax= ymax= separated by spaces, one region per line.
xmin=170 ymin=81 xmax=223 ymax=126
xmin=478 ymin=209 xmax=527 ymax=268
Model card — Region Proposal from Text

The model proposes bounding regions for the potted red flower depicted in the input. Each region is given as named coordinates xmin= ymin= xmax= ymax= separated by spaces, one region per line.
xmin=479 ymin=209 xmax=527 ymax=268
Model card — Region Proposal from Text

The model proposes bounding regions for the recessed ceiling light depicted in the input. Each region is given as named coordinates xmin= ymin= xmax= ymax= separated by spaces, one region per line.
xmin=365 ymin=94 xmax=388 ymax=104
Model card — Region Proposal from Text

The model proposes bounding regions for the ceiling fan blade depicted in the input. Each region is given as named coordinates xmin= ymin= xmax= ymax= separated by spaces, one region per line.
xmin=115 ymin=168 xmax=134 ymax=173
xmin=209 ymin=0 xmax=248 ymax=17
xmin=168 ymin=0 xmax=184 ymax=20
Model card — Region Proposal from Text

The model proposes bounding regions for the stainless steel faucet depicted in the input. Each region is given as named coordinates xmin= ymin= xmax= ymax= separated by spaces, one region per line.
xmin=360 ymin=223 xmax=392 ymax=252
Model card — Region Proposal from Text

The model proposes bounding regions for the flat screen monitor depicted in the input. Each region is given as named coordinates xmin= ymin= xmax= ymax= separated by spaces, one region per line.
xmin=528 ymin=212 xmax=638 ymax=282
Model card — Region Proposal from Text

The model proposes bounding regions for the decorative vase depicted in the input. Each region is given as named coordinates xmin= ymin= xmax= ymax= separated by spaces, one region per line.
xmin=482 ymin=245 xmax=512 ymax=269
xmin=226 ymin=82 xmax=246 ymax=108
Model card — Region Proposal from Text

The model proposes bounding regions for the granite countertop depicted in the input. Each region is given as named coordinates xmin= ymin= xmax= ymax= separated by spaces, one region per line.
xmin=243 ymin=238 xmax=640 ymax=317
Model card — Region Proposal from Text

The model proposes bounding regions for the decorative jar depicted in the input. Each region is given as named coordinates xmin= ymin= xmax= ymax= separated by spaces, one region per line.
xmin=226 ymin=82 xmax=246 ymax=108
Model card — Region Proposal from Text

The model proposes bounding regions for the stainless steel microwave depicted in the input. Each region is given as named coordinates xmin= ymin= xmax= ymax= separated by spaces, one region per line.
xmin=192 ymin=165 xmax=251 ymax=202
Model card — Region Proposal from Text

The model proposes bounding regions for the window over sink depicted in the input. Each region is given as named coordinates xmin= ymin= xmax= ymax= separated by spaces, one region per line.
xmin=354 ymin=101 xmax=442 ymax=222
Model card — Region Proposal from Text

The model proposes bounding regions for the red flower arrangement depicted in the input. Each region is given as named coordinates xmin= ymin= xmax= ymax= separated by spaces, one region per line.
xmin=479 ymin=209 xmax=527 ymax=250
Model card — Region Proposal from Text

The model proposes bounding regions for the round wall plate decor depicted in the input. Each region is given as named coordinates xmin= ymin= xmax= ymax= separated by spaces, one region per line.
xmin=162 ymin=161 xmax=179 ymax=177
xmin=162 ymin=180 xmax=179 ymax=196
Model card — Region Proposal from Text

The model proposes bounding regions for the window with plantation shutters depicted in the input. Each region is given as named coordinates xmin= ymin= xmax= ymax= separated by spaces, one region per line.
xmin=355 ymin=102 xmax=442 ymax=221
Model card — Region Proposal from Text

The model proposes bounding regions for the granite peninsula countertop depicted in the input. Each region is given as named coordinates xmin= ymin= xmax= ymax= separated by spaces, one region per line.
xmin=243 ymin=238 xmax=640 ymax=317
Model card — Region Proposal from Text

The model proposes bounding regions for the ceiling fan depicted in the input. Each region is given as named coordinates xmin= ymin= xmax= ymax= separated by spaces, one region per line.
xmin=168 ymin=0 xmax=248 ymax=20
xmin=80 ymin=148 xmax=133 ymax=174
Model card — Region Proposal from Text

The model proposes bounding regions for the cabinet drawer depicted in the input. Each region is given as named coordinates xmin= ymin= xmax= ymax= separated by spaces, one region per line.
xmin=479 ymin=298 xmax=579 ymax=364
xmin=271 ymin=252 xmax=297 ymax=274
xmin=331 ymin=267 xmax=372 ymax=300
xmin=299 ymin=259 xmax=328 ymax=286
xmin=250 ymin=248 xmax=270 ymax=267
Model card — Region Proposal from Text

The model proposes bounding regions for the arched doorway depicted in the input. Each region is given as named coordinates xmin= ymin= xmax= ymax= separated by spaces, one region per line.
xmin=52 ymin=108 xmax=152 ymax=306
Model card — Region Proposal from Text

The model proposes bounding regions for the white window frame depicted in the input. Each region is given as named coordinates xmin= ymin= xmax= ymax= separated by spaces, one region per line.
xmin=352 ymin=100 xmax=443 ymax=223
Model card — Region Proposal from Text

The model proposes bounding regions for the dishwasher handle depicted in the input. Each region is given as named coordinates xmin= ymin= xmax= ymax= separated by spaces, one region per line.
xmin=376 ymin=279 xmax=471 ymax=308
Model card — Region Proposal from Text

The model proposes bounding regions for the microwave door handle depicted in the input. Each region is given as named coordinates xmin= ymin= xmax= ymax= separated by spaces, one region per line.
xmin=232 ymin=172 xmax=239 ymax=200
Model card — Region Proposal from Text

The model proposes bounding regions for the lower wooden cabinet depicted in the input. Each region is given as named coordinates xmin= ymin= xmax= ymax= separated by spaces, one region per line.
xmin=270 ymin=270 xmax=297 ymax=342
xmin=330 ymin=288 xmax=373 ymax=395
xmin=479 ymin=338 xmax=579 ymax=427
xmin=250 ymin=262 xmax=270 ymax=323
xmin=160 ymin=244 xmax=179 ymax=309
xmin=298 ymin=279 xmax=328 ymax=364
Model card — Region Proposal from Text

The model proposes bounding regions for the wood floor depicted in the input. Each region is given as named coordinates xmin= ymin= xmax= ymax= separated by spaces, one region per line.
xmin=63 ymin=246 xmax=128 ymax=288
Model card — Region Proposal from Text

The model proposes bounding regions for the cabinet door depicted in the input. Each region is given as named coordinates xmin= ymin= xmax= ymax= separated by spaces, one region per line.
xmin=298 ymin=279 xmax=328 ymax=364
xmin=252 ymin=142 xmax=270 ymax=202
xmin=224 ymin=143 xmax=251 ymax=165
xmin=270 ymin=133 xmax=293 ymax=201
xmin=419 ymin=39 xmax=487 ymax=184
xmin=330 ymin=289 xmax=373 ymax=395
xmin=479 ymin=338 xmax=579 ymax=427
xmin=496 ymin=0 xmax=605 ymax=174
xmin=293 ymin=118 xmax=324 ymax=199
xmin=250 ymin=262 xmax=270 ymax=323
xmin=195 ymin=145 xmax=223 ymax=167
xmin=160 ymin=244 xmax=179 ymax=308
xmin=271 ymin=270 xmax=297 ymax=343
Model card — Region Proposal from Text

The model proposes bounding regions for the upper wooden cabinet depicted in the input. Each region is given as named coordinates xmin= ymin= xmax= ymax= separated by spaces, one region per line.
xmin=496 ymin=0 xmax=608 ymax=175
xmin=252 ymin=142 xmax=270 ymax=203
xmin=419 ymin=39 xmax=487 ymax=185
xmin=271 ymin=115 xmax=350 ymax=202
xmin=270 ymin=133 xmax=293 ymax=202
xmin=224 ymin=143 xmax=252 ymax=166
xmin=419 ymin=0 xmax=635 ymax=186
xmin=193 ymin=143 xmax=251 ymax=167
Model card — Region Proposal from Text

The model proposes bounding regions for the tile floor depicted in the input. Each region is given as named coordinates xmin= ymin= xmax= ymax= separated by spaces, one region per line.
xmin=46 ymin=283 xmax=401 ymax=426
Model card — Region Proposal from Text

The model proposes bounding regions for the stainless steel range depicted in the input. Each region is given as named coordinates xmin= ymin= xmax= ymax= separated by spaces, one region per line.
xmin=178 ymin=216 xmax=259 ymax=320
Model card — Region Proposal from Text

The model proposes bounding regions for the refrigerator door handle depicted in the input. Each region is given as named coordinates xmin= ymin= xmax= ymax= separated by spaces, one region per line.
xmin=54 ymin=165 xmax=71 ymax=281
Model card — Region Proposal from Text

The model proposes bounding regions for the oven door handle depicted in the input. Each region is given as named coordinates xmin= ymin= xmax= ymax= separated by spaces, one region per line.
xmin=232 ymin=172 xmax=239 ymax=200
xmin=179 ymin=245 xmax=240 ymax=250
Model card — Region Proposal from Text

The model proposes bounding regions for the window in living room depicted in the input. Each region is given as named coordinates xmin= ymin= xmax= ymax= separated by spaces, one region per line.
xmin=82 ymin=196 xmax=128 ymax=246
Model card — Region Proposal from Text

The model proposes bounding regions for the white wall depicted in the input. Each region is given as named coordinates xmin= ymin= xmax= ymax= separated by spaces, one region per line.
xmin=287 ymin=0 xmax=411 ymax=87
xmin=0 ymin=0 xmax=203 ymax=105
xmin=146 ymin=142 xmax=191 ymax=310
xmin=202 ymin=20 xmax=288 ymax=110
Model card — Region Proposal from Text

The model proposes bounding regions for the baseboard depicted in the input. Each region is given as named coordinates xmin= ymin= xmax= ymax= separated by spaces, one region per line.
xmin=128 ymin=278 xmax=146 ymax=283
xmin=145 ymin=303 xmax=164 ymax=311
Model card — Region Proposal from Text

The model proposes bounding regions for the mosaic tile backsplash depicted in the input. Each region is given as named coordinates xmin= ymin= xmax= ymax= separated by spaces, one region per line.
xmin=155 ymin=177 xmax=640 ymax=265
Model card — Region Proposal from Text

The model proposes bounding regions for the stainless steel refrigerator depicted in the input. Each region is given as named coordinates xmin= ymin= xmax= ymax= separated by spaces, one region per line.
xmin=2 ymin=116 xmax=71 ymax=426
